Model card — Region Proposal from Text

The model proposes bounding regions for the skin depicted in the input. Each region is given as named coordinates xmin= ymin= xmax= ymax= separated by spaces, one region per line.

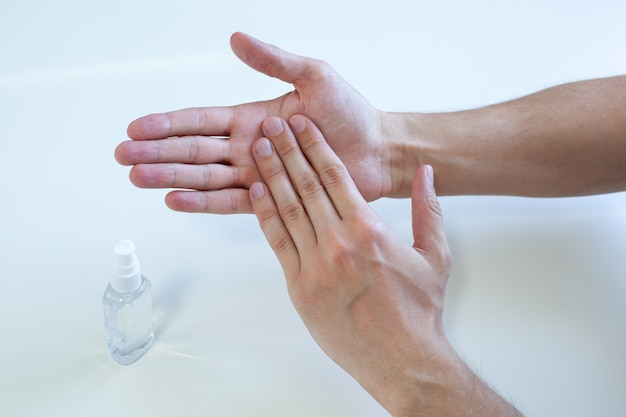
xmin=114 ymin=33 xmax=625 ymax=415
xmin=390 ymin=76 xmax=626 ymax=197
xmin=115 ymin=33 xmax=626 ymax=215
xmin=116 ymin=32 xmax=390 ymax=214
xmin=249 ymin=115 xmax=523 ymax=416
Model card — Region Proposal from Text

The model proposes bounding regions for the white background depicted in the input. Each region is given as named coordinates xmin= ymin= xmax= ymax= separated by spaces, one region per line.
xmin=1 ymin=1 xmax=625 ymax=416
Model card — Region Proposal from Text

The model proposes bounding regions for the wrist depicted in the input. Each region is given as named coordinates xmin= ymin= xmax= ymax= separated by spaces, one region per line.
xmin=374 ymin=110 xmax=460 ymax=199
xmin=381 ymin=110 xmax=498 ymax=198
xmin=380 ymin=111 xmax=434 ymax=198
xmin=369 ymin=339 xmax=458 ymax=416
xmin=369 ymin=339 xmax=524 ymax=417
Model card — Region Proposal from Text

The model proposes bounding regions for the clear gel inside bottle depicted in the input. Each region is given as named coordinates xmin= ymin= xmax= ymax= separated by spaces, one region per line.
xmin=102 ymin=239 xmax=154 ymax=365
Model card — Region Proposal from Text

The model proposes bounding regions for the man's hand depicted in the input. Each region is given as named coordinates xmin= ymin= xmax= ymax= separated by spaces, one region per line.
xmin=115 ymin=32 xmax=390 ymax=214
xmin=248 ymin=115 xmax=525 ymax=417
xmin=249 ymin=114 xmax=452 ymax=414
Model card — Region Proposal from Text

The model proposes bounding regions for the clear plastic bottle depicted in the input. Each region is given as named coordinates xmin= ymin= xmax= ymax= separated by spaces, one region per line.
xmin=102 ymin=239 xmax=154 ymax=365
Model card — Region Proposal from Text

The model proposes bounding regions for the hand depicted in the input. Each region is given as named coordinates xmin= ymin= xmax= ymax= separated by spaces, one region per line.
xmin=115 ymin=32 xmax=391 ymax=214
xmin=249 ymin=114 xmax=454 ymax=414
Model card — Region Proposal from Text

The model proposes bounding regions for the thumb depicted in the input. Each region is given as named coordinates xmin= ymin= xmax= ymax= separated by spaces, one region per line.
xmin=230 ymin=32 xmax=315 ymax=86
xmin=411 ymin=165 xmax=451 ymax=267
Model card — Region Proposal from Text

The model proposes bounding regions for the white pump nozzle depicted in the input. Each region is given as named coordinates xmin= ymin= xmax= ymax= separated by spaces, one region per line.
xmin=111 ymin=239 xmax=142 ymax=293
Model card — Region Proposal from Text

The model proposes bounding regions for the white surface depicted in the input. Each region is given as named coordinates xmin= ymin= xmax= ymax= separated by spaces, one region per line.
xmin=1 ymin=1 xmax=625 ymax=416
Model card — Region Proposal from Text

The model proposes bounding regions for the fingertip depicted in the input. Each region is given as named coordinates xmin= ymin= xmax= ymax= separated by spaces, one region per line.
xmin=113 ymin=141 xmax=130 ymax=165
xmin=230 ymin=33 xmax=305 ymax=84
xmin=126 ymin=117 xmax=145 ymax=139
xmin=166 ymin=190 xmax=253 ymax=214
xmin=164 ymin=191 xmax=182 ymax=211
xmin=253 ymin=137 xmax=273 ymax=158
xmin=229 ymin=31 xmax=246 ymax=50
xmin=249 ymin=183 xmax=280 ymax=224
xmin=127 ymin=165 xmax=146 ymax=187
xmin=412 ymin=165 xmax=436 ymax=199
xmin=164 ymin=190 xmax=207 ymax=213
xmin=230 ymin=31 xmax=256 ymax=46
xmin=127 ymin=114 xmax=171 ymax=140
xmin=424 ymin=164 xmax=434 ymax=188
xmin=249 ymin=182 xmax=267 ymax=201
xmin=262 ymin=116 xmax=285 ymax=137
xmin=230 ymin=31 xmax=263 ymax=65
xmin=411 ymin=165 xmax=442 ymax=229
xmin=289 ymin=114 xmax=307 ymax=134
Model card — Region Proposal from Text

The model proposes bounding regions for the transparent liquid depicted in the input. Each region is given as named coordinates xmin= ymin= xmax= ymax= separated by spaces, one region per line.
xmin=102 ymin=277 xmax=154 ymax=365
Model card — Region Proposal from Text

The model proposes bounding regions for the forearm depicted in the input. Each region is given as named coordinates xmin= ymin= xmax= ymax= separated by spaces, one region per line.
xmin=385 ymin=75 xmax=626 ymax=197
xmin=370 ymin=342 xmax=524 ymax=417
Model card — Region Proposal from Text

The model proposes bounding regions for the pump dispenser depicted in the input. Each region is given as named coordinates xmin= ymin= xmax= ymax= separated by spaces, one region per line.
xmin=102 ymin=239 xmax=154 ymax=365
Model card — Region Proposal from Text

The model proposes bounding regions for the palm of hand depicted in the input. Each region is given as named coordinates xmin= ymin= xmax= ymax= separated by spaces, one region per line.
xmin=277 ymin=74 xmax=389 ymax=203
xmin=117 ymin=33 xmax=390 ymax=214
xmin=202 ymin=69 xmax=388 ymax=209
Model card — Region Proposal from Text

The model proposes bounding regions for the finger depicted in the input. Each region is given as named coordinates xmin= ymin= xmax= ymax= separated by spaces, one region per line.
xmin=288 ymin=115 xmax=367 ymax=219
xmin=252 ymin=135 xmax=317 ymax=252
xmin=411 ymin=165 xmax=451 ymax=271
xmin=165 ymin=189 xmax=253 ymax=214
xmin=261 ymin=117 xmax=341 ymax=230
xmin=115 ymin=136 xmax=230 ymax=166
xmin=249 ymin=182 xmax=300 ymax=275
xmin=127 ymin=106 xmax=235 ymax=140
xmin=230 ymin=32 xmax=321 ymax=88
xmin=129 ymin=163 xmax=253 ymax=190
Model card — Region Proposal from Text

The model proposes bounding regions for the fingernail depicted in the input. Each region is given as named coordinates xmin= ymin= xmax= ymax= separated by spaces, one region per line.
xmin=425 ymin=165 xmax=434 ymax=187
xmin=290 ymin=115 xmax=306 ymax=133
xmin=255 ymin=138 xmax=272 ymax=157
xmin=250 ymin=182 xmax=266 ymax=200
xmin=264 ymin=117 xmax=284 ymax=137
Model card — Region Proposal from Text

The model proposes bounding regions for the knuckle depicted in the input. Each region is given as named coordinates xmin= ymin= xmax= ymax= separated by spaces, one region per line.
xmin=438 ymin=245 xmax=453 ymax=273
xmin=255 ymin=203 xmax=276 ymax=224
xmin=271 ymin=234 xmax=293 ymax=256
xmin=280 ymin=202 xmax=307 ymax=223
xmin=306 ymin=58 xmax=333 ymax=82
xmin=187 ymin=137 xmax=201 ymax=163
xmin=353 ymin=215 xmax=386 ymax=242
xmin=201 ymin=166 xmax=212 ymax=189
xmin=224 ymin=190 xmax=239 ymax=214
xmin=319 ymin=164 xmax=349 ymax=188
xmin=298 ymin=175 xmax=323 ymax=198
xmin=261 ymin=162 xmax=285 ymax=182
xmin=326 ymin=233 xmax=358 ymax=266
xmin=424 ymin=199 xmax=452 ymax=271
xmin=199 ymin=192 xmax=211 ymax=213
xmin=169 ymin=164 xmax=178 ymax=187
xmin=152 ymin=142 xmax=162 ymax=163
xmin=427 ymin=196 xmax=444 ymax=219
xmin=196 ymin=108 xmax=208 ymax=132
xmin=273 ymin=138 xmax=298 ymax=157
xmin=293 ymin=58 xmax=332 ymax=85
xmin=293 ymin=282 xmax=334 ymax=317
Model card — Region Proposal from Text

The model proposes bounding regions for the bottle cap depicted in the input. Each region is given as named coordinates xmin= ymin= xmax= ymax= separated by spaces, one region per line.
xmin=111 ymin=239 xmax=142 ymax=293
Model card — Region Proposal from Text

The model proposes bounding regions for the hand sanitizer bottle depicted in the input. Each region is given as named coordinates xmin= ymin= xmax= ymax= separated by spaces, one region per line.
xmin=102 ymin=239 xmax=154 ymax=365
